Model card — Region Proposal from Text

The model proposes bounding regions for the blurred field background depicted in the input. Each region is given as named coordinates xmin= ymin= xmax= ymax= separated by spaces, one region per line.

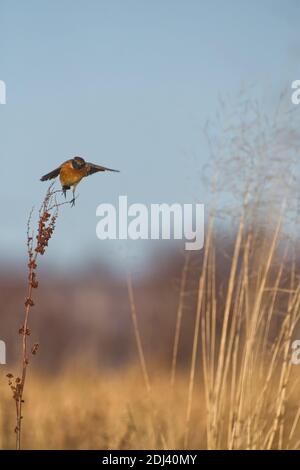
xmin=2 ymin=94 xmax=300 ymax=449
xmin=2 ymin=223 xmax=300 ymax=450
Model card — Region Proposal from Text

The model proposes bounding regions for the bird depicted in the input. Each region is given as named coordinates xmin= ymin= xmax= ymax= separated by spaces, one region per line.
xmin=40 ymin=156 xmax=119 ymax=206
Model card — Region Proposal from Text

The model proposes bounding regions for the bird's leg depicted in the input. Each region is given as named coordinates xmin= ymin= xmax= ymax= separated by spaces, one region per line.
xmin=62 ymin=185 xmax=70 ymax=199
xmin=70 ymin=185 xmax=76 ymax=207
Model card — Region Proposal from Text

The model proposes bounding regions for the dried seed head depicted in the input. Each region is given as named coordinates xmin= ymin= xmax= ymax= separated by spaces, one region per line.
xmin=28 ymin=260 xmax=37 ymax=269
xmin=25 ymin=298 xmax=34 ymax=307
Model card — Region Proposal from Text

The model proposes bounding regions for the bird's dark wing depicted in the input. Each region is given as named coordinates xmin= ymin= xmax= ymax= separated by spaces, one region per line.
xmin=85 ymin=162 xmax=119 ymax=176
xmin=40 ymin=160 xmax=71 ymax=181
xmin=40 ymin=166 xmax=61 ymax=181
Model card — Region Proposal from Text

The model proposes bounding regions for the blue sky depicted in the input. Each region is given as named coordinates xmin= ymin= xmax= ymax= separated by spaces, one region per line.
xmin=0 ymin=0 xmax=299 ymax=271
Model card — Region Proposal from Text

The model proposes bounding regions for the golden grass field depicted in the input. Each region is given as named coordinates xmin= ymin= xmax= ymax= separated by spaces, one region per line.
xmin=0 ymin=363 xmax=299 ymax=450
xmin=0 ymin=365 xmax=203 ymax=450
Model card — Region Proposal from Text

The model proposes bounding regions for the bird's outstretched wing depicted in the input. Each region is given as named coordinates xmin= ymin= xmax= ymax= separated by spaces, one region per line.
xmin=40 ymin=165 xmax=62 ymax=181
xmin=40 ymin=160 xmax=71 ymax=181
xmin=86 ymin=163 xmax=119 ymax=176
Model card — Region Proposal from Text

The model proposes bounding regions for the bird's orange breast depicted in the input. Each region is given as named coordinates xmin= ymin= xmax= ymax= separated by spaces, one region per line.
xmin=60 ymin=161 xmax=87 ymax=187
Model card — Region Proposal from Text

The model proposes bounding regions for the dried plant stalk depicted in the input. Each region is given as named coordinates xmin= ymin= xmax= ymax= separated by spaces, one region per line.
xmin=127 ymin=272 xmax=151 ymax=394
xmin=7 ymin=184 xmax=70 ymax=450
xmin=170 ymin=252 xmax=190 ymax=387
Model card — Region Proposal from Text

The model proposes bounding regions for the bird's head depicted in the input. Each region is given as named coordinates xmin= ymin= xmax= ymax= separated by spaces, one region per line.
xmin=72 ymin=156 xmax=86 ymax=169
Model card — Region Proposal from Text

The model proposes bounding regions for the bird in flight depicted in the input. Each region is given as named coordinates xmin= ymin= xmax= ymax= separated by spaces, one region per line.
xmin=40 ymin=156 xmax=119 ymax=206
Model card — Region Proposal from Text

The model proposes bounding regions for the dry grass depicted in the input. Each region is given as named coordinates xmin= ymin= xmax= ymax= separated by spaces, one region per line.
xmin=0 ymin=362 xmax=299 ymax=450
xmin=0 ymin=365 xmax=204 ymax=450
xmin=1 ymin=214 xmax=300 ymax=449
